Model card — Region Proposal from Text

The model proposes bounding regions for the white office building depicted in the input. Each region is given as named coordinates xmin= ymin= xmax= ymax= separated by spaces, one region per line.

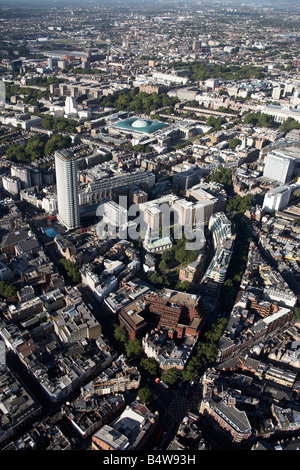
xmin=263 ymin=150 xmax=296 ymax=184
xmin=55 ymin=150 xmax=80 ymax=230
xmin=102 ymin=199 xmax=128 ymax=229
xmin=262 ymin=185 xmax=291 ymax=212
xmin=2 ymin=175 xmax=21 ymax=195
xmin=261 ymin=104 xmax=300 ymax=124
xmin=64 ymin=96 xmax=78 ymax=118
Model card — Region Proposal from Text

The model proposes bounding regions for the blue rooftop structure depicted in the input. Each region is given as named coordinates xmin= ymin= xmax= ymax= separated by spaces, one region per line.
xmin=45 ymin=228 xmax=59 ymax=238
xmin=113 ymin=117 xmax=169 ymax=134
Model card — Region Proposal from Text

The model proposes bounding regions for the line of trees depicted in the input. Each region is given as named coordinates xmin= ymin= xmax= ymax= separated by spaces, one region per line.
xmin=27 ymin=76 xmax=67 ymax=87
xmin=181 ymin=317 xmax=228 ymax=381
xmin=113 ymin=314 xmax=227 ymax=386
xmin=226 ymin=193 xmax=254 ymax=214
xmin=221 ymin=215 xmax=253 ymax=313
xmin=167 ymin=61 xmax=267 ymax=82
xmin=40 ymin=116 xmax=78 ymax=133
xmin=5 ymin=133 xmax=72 ymax=163
xmin=243 ymin=111 xmax=278 ymax=128
xmin=279 ymin=117 xmax=300 ymax=133
xmin=5 ymin=83 xmax=48 ymax=106
xmin=99 ymin=88 xmax=178 ymax=115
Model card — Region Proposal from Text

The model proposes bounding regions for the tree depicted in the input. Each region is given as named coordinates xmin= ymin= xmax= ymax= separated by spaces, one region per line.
xmin=6 ymin=142 xmax=28 ymax=163
xmin=294 ymin=307 xmax=300 ymax=320
xmin=59 ymin=259 xmax=80 ymax=283
xmin=226 ymin=193 xmax=254 ymax=214
xmin=172 ymin=238 xmax=198 ymax=265
xmin=125 ymin=338 xmax=142 ymax=359
xmin=209 ymin=167 xmax=233 ymax=194
xmin=137 ymin=387 xmax=152 ymax=404
xmin=280 ymin=117 xmax=300 ymax=133
xmin=0 ymin=281 xmax=17 ymax=299
xmin=228 ymin=137 xmax=241 ymax=149
xmin=42 ymin=116 xmax=54 ymax=130
xmin=181 ymin=358 xmax=198 ymax=381
xmin=140 ymin=357 xmax=158 ymax=377
xmin=100 ymin=88 xmax=178 ymax=114
xmin=159 ymin=250 xmax=177 ymax=271
xmin=113 ymin=324 xmax=127 ymax=343
xmin=219 ymin=217 xmax=253 ymax=313
xmin=181 ymin=317 xmax=227 ymax=382
xmin=5 ymin=132 xmax=72 ymax=163
xmin=175 ymin=280 xmax=191 ymax=292
xmin=197 ymin=341 xmax=218 ymax=363
xmin=41 ymin=116 xmax=77 ymax=133
xmin=44 ymin=134 xmax=71 ymax=156
xmin=174 ymin=244 xmax=187 ymax=264
xmin=25 ymin=134 xmax=47 ymax=161
xmin=161 ymin=368 xmax=177 ymax=386
xmin=243 ymin=112 xmax=277 ymax=128
xmin=206 ymin=116 xmax=226 ymax=130
xmin=148 ymin=272 xmax=164 ymax=287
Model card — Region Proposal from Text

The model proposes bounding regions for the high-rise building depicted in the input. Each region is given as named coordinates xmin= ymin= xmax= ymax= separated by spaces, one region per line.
xmin=205 ymin=212 xmax=235 ymax=284
xmin=192 ymin=38 xmax=201 ymax=50
xmin=55 ymin=150 xmax=80 ymax=230
xmin=263 ymin=150 xmax=296 ymax=184
xmin=65 ymin=96 xmax=78 ymax=117
xmin=0 ymin=79 xmax=5 ymax=104
xmin=262 ymin=185 xmax=291 ymax=212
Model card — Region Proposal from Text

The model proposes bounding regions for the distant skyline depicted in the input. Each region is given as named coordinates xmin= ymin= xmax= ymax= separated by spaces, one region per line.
xmin=0 ymin=0 xmax=298 ymax=15
xmin=0 ymin=0 xmax=297 ymax=5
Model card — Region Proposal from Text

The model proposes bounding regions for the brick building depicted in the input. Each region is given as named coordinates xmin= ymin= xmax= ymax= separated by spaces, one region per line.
xmin=144 ymin=288 xmax=204 ymax=339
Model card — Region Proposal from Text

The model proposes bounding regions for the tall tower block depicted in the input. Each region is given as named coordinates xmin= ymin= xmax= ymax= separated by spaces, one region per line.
xmin=55 ymin=149 xmax=80 ymax=230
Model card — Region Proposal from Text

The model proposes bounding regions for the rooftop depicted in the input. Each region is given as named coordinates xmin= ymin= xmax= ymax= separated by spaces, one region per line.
xmin=113 ymin=116 xmax=169 ymax=134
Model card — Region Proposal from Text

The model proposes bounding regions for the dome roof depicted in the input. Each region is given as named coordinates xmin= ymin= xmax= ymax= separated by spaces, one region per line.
xmin=131 ymin=119 xmax=151 ymax=128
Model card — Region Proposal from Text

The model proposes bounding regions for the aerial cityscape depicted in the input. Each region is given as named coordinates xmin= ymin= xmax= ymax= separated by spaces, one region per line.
xmin=0 ymin=0 xmax=300 ymax=456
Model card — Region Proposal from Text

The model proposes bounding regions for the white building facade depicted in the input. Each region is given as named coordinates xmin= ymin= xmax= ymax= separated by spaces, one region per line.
xmin=55 ymin=150 xmax=80 ymax=230
xmin=262 ymin=185 xmax=291 ymax=212
xmin=263 ymin=150 xmax=295 ymax=184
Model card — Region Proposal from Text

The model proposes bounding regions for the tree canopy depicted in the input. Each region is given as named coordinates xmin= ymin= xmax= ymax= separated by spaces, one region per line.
xmin=279 ymin=117 xmax=300 ymax=134
xmin=59 ymin=258 xmax=80 ymax=284
xmin=137 ymin=387 xmax=153 ymax=404
xmin=226 ymin=193 xmax=254 ymax=214
xmin=243 ymin=111 xmax=278 ymax=128
xmin=5 ymin=133 xmax=72 ymax=163
xmin=5 ymin=83 xmax=48 ymax=105
xmin=125 ymin=338 xmax=142 ymax=359
xmin=0 ymin=281 xmax=17 ymax=299
xmin=181 ymin=317 xmax=227 ymax=381
xmin=209 ymin=167 xmax=233 ymax=194
xmin=41 ymin=116 xmax=78 ymax=134
xmin=100 ymin=88 xmax=178 ymax=115
xmin=113 ymin=324 xmax=127 ymax=343
xmin=166 ymin=61 xmax=266 ymax=82
xmin=161 ymin=368 xmax=177 ymax=386
xmin=206 ymin=115 xmax=226 ymax=131
xmin=219 ymin=216 xmax=253 ymax=313
xmin=140 ymin=357 xmax=158 ymax=377
xmin=228 ymin=137 xmax=241 ymax=149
